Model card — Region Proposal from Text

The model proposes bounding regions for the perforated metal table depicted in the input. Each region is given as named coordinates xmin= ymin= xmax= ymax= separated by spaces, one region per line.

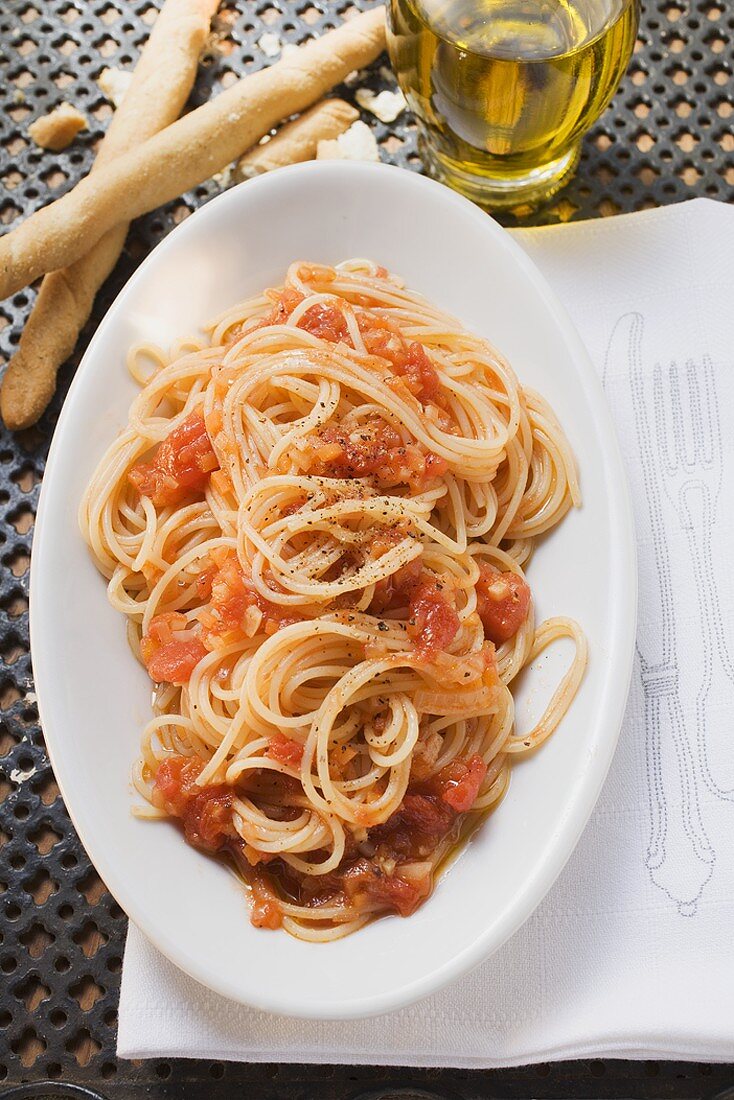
xmin=0 ymin=0 xmax=732 ymax=1094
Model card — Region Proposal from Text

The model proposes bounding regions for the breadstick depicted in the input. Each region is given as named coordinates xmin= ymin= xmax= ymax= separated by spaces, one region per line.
xmin=236 ymin=99 xmax=359 ymax=179
xmin=1 ymin=0 xmax=220 ymax=431
xmin=0 ymin=7 xmax=386 ymax=304
xmin=3 ymin=98 xmax=357 ymax=430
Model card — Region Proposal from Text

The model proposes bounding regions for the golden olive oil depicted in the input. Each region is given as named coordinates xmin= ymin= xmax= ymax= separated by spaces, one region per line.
xmin=387 ymin=0 xmax=639 ymax=206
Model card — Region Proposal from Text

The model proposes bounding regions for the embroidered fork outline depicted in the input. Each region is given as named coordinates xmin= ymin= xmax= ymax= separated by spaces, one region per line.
xmin=602 ymin=312 xmax=714 ymax=916
xmin=653 ymin=355 xmax=734 ymax=803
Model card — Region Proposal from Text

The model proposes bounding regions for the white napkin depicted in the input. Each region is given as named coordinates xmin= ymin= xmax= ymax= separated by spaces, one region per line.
xmin=118 ymin=197 xmax=734 ymax=1066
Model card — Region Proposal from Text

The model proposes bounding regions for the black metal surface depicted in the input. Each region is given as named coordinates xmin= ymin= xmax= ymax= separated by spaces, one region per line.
xmin=0 ymin=1085 xmax=109 ymax=1099
xmin=0 ymin=0 xmax=733 ymax=1093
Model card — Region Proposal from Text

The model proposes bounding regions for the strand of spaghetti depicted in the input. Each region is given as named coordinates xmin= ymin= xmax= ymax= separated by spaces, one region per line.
xmin=504 ymin=618 xmax=588 ymax=754
xmin=0 ymin=8 xmax=387 ymax=300
xmin=0 ymin=0 xmax=221 ymax=430
xmin=220 ymin=341 xmax=512 ymax=461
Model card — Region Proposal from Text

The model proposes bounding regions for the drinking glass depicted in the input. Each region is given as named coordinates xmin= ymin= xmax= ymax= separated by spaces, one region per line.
xmin=387 ymin=0 xmax=640 ymax=207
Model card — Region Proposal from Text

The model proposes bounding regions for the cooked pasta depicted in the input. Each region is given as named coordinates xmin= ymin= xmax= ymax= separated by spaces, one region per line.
xmin=80 ymin=259 xmax=586 ymax=940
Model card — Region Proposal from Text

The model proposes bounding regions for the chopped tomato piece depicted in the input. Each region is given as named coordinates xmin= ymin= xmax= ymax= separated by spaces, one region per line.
xmin=154 ymin=755 xmax=235 ymax=852
xmin=369 ymin=562 xmax=460 ymax=660
xmin=268 ymin=287 xmax=305 ymax=321
xmin=424 ymin=451 xmax=449 ymax=479
xmin=309 ymin=418 xmax=398 ymax=479
xmin=195 ymin=562 xmax=217 ymax=601
xmin=128 ymin=412 xmax=218 ymax=508
xmin=342 ymin=858 xmax=431 ymax=918
xmin=241 ymin=844 xmax=278 ymax=867
xmin=370 ymin=558 xmax=424 ymax=614
xmin=141 ymin=612 xmax=207 ymax=684
xmin=198 ymin=550 xmax=303 ymax=643
xmin=476 ymin=563 xmax=531 ymax=645
xmin=394 ymin=341 xmax=441 ymax=404
xmin=357 ymin=315 xmax=441 ymax=404
xmin=237 ymin=288 xmax=305 ymax=336
xmin=146 ymin=638 xmax=207 ymax=684
xmin=267 ymin=734 xmax=304 ymax=767
xmin=208 ymin=551 xmax=251 ymax=634
xmin=370 ymin=792 xmax=456 ymax=858
xmin=303 ymin=417 xmax=445 ymax=492
xmin=281 ymin=494 xmax=307 ymax=517
xmin=249 ymin=874 xmax=283 ymax=929
xmin=432 ymin=754 xmax=487 ymax=813
xmin=407 ymin=578 xmax=460 ymax=659
xmin=409 ymin=729 xmax=443 ymax=782
xmin=297 ymin=302 xmax=350 ymax=343
xmin=357 ymin=313 xmax=406 ymax=366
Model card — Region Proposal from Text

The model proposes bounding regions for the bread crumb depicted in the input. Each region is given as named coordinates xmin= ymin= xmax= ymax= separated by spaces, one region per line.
xmin=317 ymin=120 xmax=379 ymax=162
xmin=201 ymin=20 xmax=232 ymax=62
xmin=28 ymin=102 xmax=88 ymax=151
xmin=344 ymin=67 xmax=369 ymax=87
xmin=355 ymin=88 xmax=406 ymax=123
xmin=258 ymin=31 xmax=281 ymax=57
xmin=97 ymin=66 xmax=133 ymax=108
xmin=211 ymin=164 xmax=234 ymax=190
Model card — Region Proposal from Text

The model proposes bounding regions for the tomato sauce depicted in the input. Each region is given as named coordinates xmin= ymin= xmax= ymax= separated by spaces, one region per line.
xmin=154 ymin=757 xmax=283 ymax=928
xmin=340 ymin=859 xmax=432 ymax=918
xmin=369 ymin=562 xmax=460 ymax=660
xmin=394 ymin=341 xmax=442 ymax=404
xmin=332 ymin=754 xmax=487 ymax=915
xmin=370 ymin=791 xmax=457 ymax=858
xmin=304 ymin=417 xmax=447 ymax=492
xmin=357 ymin=315 xmax=441 ymax=404
xmin=154 ymin=756 xmax=235 ymax=852
xmin=281 ymin=754 xmax=486 ymax=918
xmin=428 ymin=754 xmax=488 ymax=813
xmin=155 ymin=747 xmax=487 ymax=926
xmin=267 ymin=733 xmax=304 ymax=768
xmin=232 ymin=288 xmax=304 ymax=339
xmin=297 ymin=302 xmax=350 ymax=343
xmin=407 ymin=577 xmax=461 ymax=660
xmin=370 ymin=558 xmax=423 ymax=615
xmin=475 ymin=563 xmax=531 ymax=645
xmin=140 ymin=612 xmax=207 ymax=685
xmin=244 ymin=290 xmax=353 ymax=343
xmin=242 ymin=295 xmax=445 ymax=411
xmin=197 ymin=550 xmax=303 ymax=642
xmin=128 ymin=412 xmax=218 ymax=508
xmin=248 ymin=872 xmax=283 ymax=929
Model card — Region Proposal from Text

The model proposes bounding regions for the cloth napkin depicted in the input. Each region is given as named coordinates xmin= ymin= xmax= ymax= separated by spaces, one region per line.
xmin=117 ymin=197 xmax=734 ymax=1066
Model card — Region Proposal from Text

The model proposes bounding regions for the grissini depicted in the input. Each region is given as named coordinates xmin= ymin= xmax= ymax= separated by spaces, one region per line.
xmin=1 ymin=0 xmax=221 ymax=431
xmin=0 ymin=7 xmax=386 ymax=304
xmin=236 ymin=98 xmax=359 ymax=179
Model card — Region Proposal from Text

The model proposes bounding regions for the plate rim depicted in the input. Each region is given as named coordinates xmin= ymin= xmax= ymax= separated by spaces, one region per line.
xmin=30 ymin=159 xmax=637 ymax=1019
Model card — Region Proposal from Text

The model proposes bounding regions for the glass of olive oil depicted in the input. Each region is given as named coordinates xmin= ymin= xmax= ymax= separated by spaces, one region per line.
xmin=387 ymin=0 xmax=639 ymax=207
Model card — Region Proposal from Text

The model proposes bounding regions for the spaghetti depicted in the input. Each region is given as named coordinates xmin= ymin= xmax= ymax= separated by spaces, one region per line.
xmin=80 ymin=259 xmax=586 ymax=940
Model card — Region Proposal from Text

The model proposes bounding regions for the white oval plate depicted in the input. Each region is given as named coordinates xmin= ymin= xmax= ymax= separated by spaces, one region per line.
xmin=31 ymin=161 xmax=636 ymax=1020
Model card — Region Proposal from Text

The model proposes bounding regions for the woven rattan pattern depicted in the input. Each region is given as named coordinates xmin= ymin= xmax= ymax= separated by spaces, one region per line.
xmin=0 ymin=0 xmax=733 ymax=1094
